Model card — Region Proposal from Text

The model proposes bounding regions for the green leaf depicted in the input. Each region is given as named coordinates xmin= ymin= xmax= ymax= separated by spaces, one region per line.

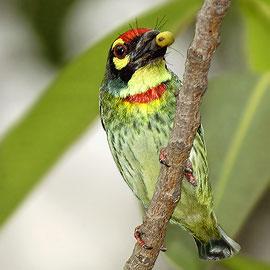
xmin=208 ymin=72 xmax=270 ymax=235
xmin=222 ymin=255 xmax=270 ymax=270
xmin=214 ymin=1 xmax=247 ymax=72
xmin=0 ymin=0 xmax=201 ymax=226
xmin=165 ymin=224 xmax=207 ymax=270
xmin=16 ymin=0 xmax=78 ymax=65
xmin=239 ymin=0 xmax=270 ymax=72
xmin=165 ymin=72 xmax=270 ymax=269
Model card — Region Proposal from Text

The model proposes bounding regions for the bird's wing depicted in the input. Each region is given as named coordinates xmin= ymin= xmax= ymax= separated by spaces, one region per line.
xmin=191 ymin=125 xmax=213 ymax=208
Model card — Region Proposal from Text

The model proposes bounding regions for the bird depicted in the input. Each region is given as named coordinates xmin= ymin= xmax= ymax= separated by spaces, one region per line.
xmin=99 ymin=27 xmax=240 ymax=260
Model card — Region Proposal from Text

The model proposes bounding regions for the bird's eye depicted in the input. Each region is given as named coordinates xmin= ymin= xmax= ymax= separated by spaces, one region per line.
xmin=113 ymin=44 xmax=128 ymax=59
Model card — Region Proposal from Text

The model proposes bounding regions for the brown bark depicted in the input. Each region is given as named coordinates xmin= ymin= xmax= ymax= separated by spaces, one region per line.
xmin=123 ymin=0 xmax=231 ymax=269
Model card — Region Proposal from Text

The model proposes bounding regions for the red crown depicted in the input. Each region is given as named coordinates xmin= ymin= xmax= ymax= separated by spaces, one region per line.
xmin=118 ymin=28 xmax=150 ymax=43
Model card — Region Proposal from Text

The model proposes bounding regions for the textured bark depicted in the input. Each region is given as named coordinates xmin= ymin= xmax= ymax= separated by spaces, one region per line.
xmin=123 ymin=0 xmax=231 ymax=269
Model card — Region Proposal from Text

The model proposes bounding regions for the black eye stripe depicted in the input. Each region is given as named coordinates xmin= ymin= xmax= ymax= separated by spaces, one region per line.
xmin=108 ymin=36 xmax=145 ymax=83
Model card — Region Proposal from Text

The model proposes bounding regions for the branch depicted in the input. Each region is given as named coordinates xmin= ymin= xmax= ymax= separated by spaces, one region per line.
xmin=123 ymin=0 xmax=231 ymax=269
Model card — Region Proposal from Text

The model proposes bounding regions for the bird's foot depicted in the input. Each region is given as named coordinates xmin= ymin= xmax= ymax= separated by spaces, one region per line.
xmin=134 ymin=225 xmax=168 ymax=251
xmin=159 ymin=148 xmax=170 ymax=167
xmin=160 ymin=245 xmax=167 ymax=252
xmin=184 ymin=161 xmax=197 ymax=187
xmin=134 ymin=225 xmax=152 ymax=250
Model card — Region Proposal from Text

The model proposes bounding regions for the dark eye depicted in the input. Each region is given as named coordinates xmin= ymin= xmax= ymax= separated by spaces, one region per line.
xmin=113 ymin=44 xmax=128 ymax=59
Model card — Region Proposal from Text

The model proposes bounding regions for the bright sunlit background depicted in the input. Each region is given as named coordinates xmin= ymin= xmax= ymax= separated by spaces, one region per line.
xmin=0 ymin=0 xmax=269 ymax=269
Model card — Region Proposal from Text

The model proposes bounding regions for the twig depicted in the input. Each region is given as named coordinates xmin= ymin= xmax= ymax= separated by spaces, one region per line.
xmin=123 ymin=0 xmax=231 ymax=269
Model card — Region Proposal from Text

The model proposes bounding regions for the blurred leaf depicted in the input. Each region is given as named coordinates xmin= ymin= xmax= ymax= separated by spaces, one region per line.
xmin=208 ymin=72 xmax=270 ymax=235
xmin=16 ymin=0 xmax=78 ymax=65
xmin=215 ymin=1 xmax=247 ymax=72
xmin=222 ymin=255 xmax=270 ymax=270
xmin=165 ymin=224 xmax=208 ymax=270
xmin=165 ymin=72 xmax=270 ymax=269
xmin=0 ymin=0 xmax=201 ymax=226
xmin=239 ymin=0 xmax=270 ymax=72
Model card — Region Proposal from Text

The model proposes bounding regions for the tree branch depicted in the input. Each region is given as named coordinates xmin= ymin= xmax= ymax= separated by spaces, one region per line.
xmin=123 ymin=0 xmax=231 ymax=269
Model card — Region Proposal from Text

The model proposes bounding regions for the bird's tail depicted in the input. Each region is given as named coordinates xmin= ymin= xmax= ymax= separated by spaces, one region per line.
xmin=194 ymin=226 xmax=241 ymax=261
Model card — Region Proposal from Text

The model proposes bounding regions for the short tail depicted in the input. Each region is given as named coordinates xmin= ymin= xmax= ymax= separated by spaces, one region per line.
xmin=194 ymin=226 xmax=241 ymax=261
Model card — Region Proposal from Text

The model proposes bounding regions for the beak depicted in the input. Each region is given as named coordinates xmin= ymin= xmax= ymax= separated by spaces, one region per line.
xmin=131 ymin=30 xmax=175 ymax=64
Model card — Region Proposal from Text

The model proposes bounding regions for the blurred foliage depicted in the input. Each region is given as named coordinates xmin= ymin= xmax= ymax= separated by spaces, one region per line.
xmin=211 ymin=73 xmax=270 ymax=234
xmin=0 ymin=0 xmax=270 ymax=269
xmin=223 ymin=255 xmax=270 ymax=270
xmin=16 ymin=0 xmax=78 ymax=65
xmin=239 ymin=0 xmax=270 ymax=72
xmin=166 ymin=223 xmax=207 ymax=270
xmin=214 ymin=2 xmax=247 ymax=72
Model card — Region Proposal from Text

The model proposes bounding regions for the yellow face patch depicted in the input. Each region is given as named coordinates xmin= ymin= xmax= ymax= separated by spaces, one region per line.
xmin=112 ymin=38 xmax=124 ymax=49
xmin=113 ymin=55 xmax=130 ymax=70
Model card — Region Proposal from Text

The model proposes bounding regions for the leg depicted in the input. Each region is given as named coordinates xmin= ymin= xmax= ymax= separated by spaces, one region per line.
xmin=134 ymin=225 xmax=167 ymax=251
xmin=134 ymin=225 xmax=152 ymax=250
xmin=159 ymin=148 xmax=170 ymax=167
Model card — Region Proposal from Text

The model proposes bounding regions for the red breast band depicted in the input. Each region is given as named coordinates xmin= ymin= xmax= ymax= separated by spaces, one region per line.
xmin=123 ymin=84 xmax=166 ymax=104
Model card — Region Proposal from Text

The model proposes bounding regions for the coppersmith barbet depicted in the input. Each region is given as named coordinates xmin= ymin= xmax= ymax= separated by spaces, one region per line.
xmin=99 ymin=28 xmax=240 ymax=260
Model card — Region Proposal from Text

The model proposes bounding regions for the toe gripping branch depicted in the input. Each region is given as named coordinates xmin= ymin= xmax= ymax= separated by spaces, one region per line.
xmin=134 ymin=226 xmax=152 ymax=250
xmin=184 ymin=160 xmax=197 ymax=186
xmin=160 ymin=149 xmax=197 ymax=187
xmin=134 ymin=225 xmax=167 ymax=251
xmin=159 ymin=148 xmax=170 ymax=167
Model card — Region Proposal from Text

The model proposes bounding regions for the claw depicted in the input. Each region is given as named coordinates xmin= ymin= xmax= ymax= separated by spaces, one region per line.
xmin=134 ymin=226 xmax=168 ymax=251
xmin=134 ymin=226 xmax=153 ymax=250
xmin=184 ymin=161 xmax=197 ymax=187
xmin=159 ymin=148 xmax=170 ymax=167
xmin=160 ymin=245 xmax=167 ymax=252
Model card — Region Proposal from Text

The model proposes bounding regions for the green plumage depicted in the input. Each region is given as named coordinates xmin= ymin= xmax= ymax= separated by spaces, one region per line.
xmin=100 ymin=28 xmax=240 ymax=260
xmin=100 ymin=70 xmax=217 ymax=240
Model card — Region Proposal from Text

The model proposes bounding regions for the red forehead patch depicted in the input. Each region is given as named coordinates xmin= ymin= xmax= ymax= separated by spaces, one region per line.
xmin=118 ymin=28 xmax=151 ymax=43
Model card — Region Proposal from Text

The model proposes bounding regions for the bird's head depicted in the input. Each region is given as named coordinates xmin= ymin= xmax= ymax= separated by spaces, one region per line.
xmin=102 ymin=28 xmax=175 ymax=99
